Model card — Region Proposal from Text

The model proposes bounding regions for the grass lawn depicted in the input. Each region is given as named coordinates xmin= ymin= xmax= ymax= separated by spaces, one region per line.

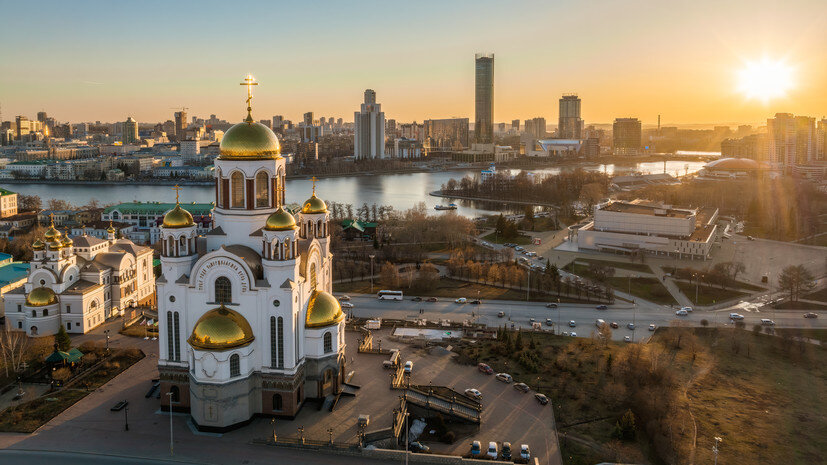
xmin=333 ymin=278 xmax=595 ymax=304
xmin=772 ymin=300 xmax=827 ymax=310
xmin=0 ymin=349 xmax=145 ymax=433
xmin=453 ymin=327 xmax=827 ymax=464
xmin=674 ymin=281 xmax=748 ymax=305
xmin=574 ymin=258 xmax=653 ymax=274
xmin=803 ymin=287 xmax=827 ymax=302
xmin=775 ymin=328 xmax=827 ymax=343
xmin=661 ymin=267 xmax=765 ymax=292
xmin=481 ymin=232 xmax=533 ymax=245
xmin=566 ymin=262 xmax=675 ymax=305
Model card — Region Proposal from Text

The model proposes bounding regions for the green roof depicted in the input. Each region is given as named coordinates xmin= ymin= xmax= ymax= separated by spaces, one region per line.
xmin=104 ymin=201 xmax=214 ymax=216
xmin=45 ymin=348 xmax=83 ymax=364
xmin=341 ymin=219 xmax=377 ymax=232
xmin=0 ymin=188 xmax=15 ymax=196
xmin=8 ymin=160 xmax=52 ymax=165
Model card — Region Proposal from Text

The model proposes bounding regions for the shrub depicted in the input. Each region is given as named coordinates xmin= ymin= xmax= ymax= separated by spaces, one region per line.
xmin=700 ymin=319 xmax=709 ymax=327
xmin=441 ymin=431 xmax=456 ymax=444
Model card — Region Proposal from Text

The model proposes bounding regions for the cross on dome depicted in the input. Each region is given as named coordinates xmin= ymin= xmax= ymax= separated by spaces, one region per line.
xmin=239 ymin=74 xmax=258 ymax=123
xmin=172 ymin=184 xmax=183 ymax=204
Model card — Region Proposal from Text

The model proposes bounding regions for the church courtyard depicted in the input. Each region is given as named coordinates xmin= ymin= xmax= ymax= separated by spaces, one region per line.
xmin=0 ymin=324 xmax=561 ymax=465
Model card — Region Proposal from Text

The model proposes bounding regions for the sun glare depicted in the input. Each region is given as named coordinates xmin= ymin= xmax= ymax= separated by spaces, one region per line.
xmin=737 ymin=58 xmax=794 ymax=102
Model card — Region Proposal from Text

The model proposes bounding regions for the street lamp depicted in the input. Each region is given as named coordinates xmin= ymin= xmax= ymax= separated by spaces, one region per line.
xmin=713 ymin=436 xmax=722 ymax=465
xmin=166 ymin=391 xmax=174 ymax=455
xmin=369 ymin=254 xmax=376 ymax=293
xmin=124 ymin=405 xmax=129 ymax=431
xmin=104 ymin=329 xmax=110 ymax=353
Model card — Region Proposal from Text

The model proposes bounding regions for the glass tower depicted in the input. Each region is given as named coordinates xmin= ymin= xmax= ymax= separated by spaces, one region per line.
xmin=474 ymin=53 xmax=494 ymax=144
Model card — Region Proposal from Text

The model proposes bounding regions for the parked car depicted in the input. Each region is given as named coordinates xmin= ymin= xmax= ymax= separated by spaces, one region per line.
xmin=596 ymin=305 xmax=608 ymax=310
xmin=729 ymin=313 xmax=745 ymax=320
xmin=545 ymin=302 xmax=558 ymax=308
xmin=570 ymin=332 xmax=577 ymax=337
xmin=545 ymin=319 xmax=553 ymax=326
xmin=464 ymin=388 xmax=482 ymax=400
xmin=515 ymin=246 xmax=524 ymax=252
xmin=470 ymin=299 xmax=482 ymax=305
xmin=610 ymin=322 xmax=619 ymax=329
xmin=569 ymin=320 xmax=576 ymax=327
xmin=534 ymin=393 xmax=549 ymax=405
xmin=520 ymin=444 xmax=531 ymax=461
xmin=648 ymin=324 xmax=656 ymax=331
xmin=497 ymin=311 xmax=505 ymax=318
xmin=627 ymin=323 xmax=636 ymax=330
xmin=761 ymin=319 xmax=775 ymax=325
xmin=412 ymin=297 xmax=423 ymax=302
xmin=513 ymin=382 xmax=530 ymax=393
xmin=338 ymin=295 xmax=351 ymax=301
xmin=426 ymin=297 xmax=439 ymax=302
xmin=340 ymin=302 xmax=354 ymax=309
xmin=495 ymin=373 xmax=513 ymax=383
xmin=487 ymin=442 xmax=498 ymax=459
xmin=747 ymin=235 xmax=755 ymax=241
xmin=478 ymin=363 xmax=494 ymax=375
xmin=675 ymin=309 xmax=688 ymax=316
xmin=403 ymin=361 xmax=413 ymax=374
xmin=529 ymin=318 xmax=536 ymax=324
xmin=624 ymin=335 xmax=632 ymax=342
xmin=455 ymin=297 xmax=467 ymax=304
xmin=804 ymin=312 xmax=818 ymax=318
xmin=681 ymin=306 xmax=694 ymax=313
xmin=470 ymin=440 xmax=482 ymax=456
xmin=501 ymin=442 xmax=513 ymax=460
xmin=409 ymin=441 xmax=430 ymax=453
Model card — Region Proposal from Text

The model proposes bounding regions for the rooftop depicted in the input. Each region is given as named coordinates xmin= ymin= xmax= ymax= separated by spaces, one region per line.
xmin=0 ymin=261 xmax=29 ymax=287
xmin=104 ymin=201 xmax=214 ymax=215
xmin=600 ymin=201 xmax=695 ymax=218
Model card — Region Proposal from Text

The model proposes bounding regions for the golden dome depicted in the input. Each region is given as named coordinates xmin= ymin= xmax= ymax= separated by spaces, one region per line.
xmin=61 ymin=230 xmax=73 ymax=246
xmin=26 ymin=286 xmax=58 ymax=307
xmin=163 ymin=204 xmax=194 ymax=228
xmin=306 ymin=291 xmax=344 ymax=328
xmin=301 ymin=194 xmax=328 ymax=214
xmin=48 ymin=240 xmax=63 ymax=250
xmin=106 ymin=223 xmax=116 ymax=234
xmin=188 ymin=305 xmax=255 ymax=351
xmin=44 ymin=224 xmax=62 ymax=241
xmin=219 ymin=120 xmax=280 ymax=160
xmin=265 ymin=206 xmax=297 ymax=231
xmin=32 ymin=239 xmax=45 ymax=250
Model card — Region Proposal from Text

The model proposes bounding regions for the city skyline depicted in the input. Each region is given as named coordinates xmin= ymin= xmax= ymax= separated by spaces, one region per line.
xmin=1 ymin=0 xmax=826 ymax=125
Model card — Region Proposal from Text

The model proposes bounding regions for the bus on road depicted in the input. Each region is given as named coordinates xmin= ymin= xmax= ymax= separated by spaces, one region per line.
xmin=377 ymin=290 xmax=404 ymax=300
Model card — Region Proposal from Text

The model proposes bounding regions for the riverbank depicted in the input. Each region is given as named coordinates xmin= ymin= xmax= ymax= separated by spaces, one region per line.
xmin=430 ymin=190 xmax=560 ymax=208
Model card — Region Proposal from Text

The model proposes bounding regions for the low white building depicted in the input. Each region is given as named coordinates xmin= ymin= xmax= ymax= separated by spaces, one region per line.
xmin=576 ymin=200 xmax=718 ymax=260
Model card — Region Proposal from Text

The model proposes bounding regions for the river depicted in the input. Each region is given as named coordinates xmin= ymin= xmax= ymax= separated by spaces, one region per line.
xmin=8 ymin=160 xmax=705 ymax=218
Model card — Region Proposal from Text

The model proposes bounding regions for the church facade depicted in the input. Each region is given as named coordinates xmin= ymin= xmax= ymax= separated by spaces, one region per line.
xmin=157 ymin=78 xmax=345 ymax=432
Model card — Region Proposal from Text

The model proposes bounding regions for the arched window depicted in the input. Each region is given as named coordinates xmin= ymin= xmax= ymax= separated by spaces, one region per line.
xmin=317 ymin=220 xmax=322 ymax=237
xmin=310 ymin=263 xmax=317 ymax=290
xmin=283 ymin=238 xmax=291 ymax=259
xmin=231 ymin=172 xmax=244 ymax=208
xmin=230 ymin=354 xmax=240 ymax=377
xmin=173 ymin=312 xmax=181 ymax=361
xmin=167 ymin=236 xmax=174 ymax=256
xmin=272 ymin=393 xmax=282 ymax=411
xmin=167 ymin=311 xmax=174 ymax=360
xmin=277 ymin=317 xmax=284 ymax=368
xmin=323 ymin=331 xmax=332 ymax=353
xmin=255 ymin=171 xmax=269 ymax=207
xmin=43 ymin=309 xmax=48 ymax=317
xmin=214 ymin=277 xmax=232 ymax=304
xmin=31 ymin=326 xmax=38 ymax=335
xmin=31 ymin=310 xmax=36 ymax=317
xmin=170 ymin=385 xmax=180 ymax=403
xmin=270 ymin=316 xmax=278 ymax=368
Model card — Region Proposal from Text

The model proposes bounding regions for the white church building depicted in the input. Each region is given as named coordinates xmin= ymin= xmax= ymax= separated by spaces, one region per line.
xmin=157 ymin=77 xmax=346 ymax=431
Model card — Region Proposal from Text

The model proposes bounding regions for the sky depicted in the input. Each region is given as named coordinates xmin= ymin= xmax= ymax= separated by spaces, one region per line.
xmin=1 ymin=0 xmax=825 ymax=126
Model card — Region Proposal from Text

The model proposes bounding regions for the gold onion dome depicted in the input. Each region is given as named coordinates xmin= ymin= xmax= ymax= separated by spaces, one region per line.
xmin=219 ymin=120 xmax=280 ymax=160
xmin=32 ymin=239 xmax=45 ymax=250
xmin=163 ymin=204 xmax=194 ymax=228
xmin=61 ymin=230 xmax=73 ymax=246
xmin=306 ymin=291 xmax=344 ymax=328
xmin=301 ymin=194 xmax=327 ymax=214
xmin=44 ymin=224 xmax=62 ymax=241
xmin=48 ymin=240 xmax=63 ymax=250
xmin=106 ymin=223 xmax=116 ymax=234
xmin=188 ymin=305 xmax=255 ymax=351
xmin=265 ymin=206 xmax=297 ymax=231
xmin=26 ymin=286 xmax=58 ymax=307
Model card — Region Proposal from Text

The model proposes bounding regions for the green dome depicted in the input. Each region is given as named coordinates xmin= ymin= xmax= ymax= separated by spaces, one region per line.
xmin=219 ymin=120 xmax=280 ymax=160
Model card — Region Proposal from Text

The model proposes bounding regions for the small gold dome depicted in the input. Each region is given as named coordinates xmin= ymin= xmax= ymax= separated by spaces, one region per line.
xmin=301 ymin=194 xmax=328 ymax=214
xmin=188 ymin=305 xmax=255 ymax=351
xmin=44 ymin=224 xmax=62 ymax=241
xmin=219 ymin=120 xmax=280 ymax=160
xmin=163 ymin=204 xmax=194 ymax=228
xmin=61 ymin=231 xmax=73 ymax=246
xmin=265 ymin=206 xmax=297 ymax=231
xmin=26 ymin=286 xmax=58 ymax=307
xmin=106 ymin=224 xmax=116 ymax=234
xmin=32 ymin=239 xmax=45 ymax=250
xmin=306 ymin=291 xmax=344 ymax=328
xmin=48 ymin=240 xmax=63 ymax=250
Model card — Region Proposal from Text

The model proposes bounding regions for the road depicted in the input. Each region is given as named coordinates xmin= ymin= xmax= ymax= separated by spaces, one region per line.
xmin=0 ymin=449 xmax=380 ymax=465
xmin=343 ymin=293 xmax=827 ymax=342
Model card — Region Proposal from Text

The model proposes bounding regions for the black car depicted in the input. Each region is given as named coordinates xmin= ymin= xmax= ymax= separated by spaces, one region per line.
xmin=501 ymin=442 xmax=513 ymax=460
xmin=545 ymin=303 xmax=558 ymax=308
xmin=412 ymin=297 xmax=423 ymax=302
xmin=596 ymin=305 xmax=608 ymax=310
xmin=470 ymin=299 xmax=482 ymax=305
xmin=534 ymin=393 xmax=549 ymax=405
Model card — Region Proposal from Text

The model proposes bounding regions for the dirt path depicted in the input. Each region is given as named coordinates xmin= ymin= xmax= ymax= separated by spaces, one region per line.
xmin=683 ymin=357 xmax=714 ymax=465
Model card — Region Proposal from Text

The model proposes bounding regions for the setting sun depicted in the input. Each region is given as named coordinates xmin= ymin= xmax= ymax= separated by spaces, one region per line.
xmin=737 ymin=58 xmax=795 ymax=102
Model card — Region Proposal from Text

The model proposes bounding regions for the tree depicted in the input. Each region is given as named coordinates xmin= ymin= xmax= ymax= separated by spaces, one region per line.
xmin=0 ymin=330 xmax=30 ymax=378
xmin=47 ymin=199 xmax=73 ymax=211
xmin=19 ymin=194 xmax=42 ymax=211
xmin=55 ymin=326 xmax=72 ymax=351
xmin=379 ymin=262 xmax=401 ymax=289
xmin=612 ymin=409 xmax=636 ymax=441
xmin=778 ymin=265 xmax=815 ymax=302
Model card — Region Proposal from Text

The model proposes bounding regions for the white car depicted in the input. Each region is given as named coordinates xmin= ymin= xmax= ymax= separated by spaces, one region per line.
xmin=403 ymin=361 xmax=413 ymax=374
xmin=487 ymin=442 xmax=498 ymax=459
xmin=338 ymin=295 xmax=351 ymax=301
xmin=455 ymin=297 xmax=467 ymax=304
xmin=624 ymin=335 xmax=632 ymax=342
xmin=729 ymin=313 xmax=745 ymax=320
xmin=569 ymin=320 xmax=576 ymax=327
xmin=675 ymin=309 xmax=688 ymax=316
xmin=648 ymin=324 xmax=656 ymax=331
xmin=520 ymin=444 xmax=531 ymax=461
xmin=761 ymin=318 xmax=775 ymax=326
xmin=340 ymin=302 xmax=354 ymax=309
xmin=570 ymin=332 xmax=577 ymax=337
xmin=464 ymin=388 xmax=482 ymax=400
xmin=495 ymin=373 xmax=513 ymax=383
xmin=681 ymin=306 xmax=693 ymax=312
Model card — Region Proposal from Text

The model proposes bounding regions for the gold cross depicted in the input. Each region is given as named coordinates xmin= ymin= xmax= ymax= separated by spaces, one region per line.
xmin=49 ymin=213 xmax=54 ymax=227
xmin=311 ymin=176 xmax=318 ymax=195
xmin=172 ymin=184 xmax=182 ymax=204
xmin=274 ymin=184 xmax=285 ymax=208
xmin=239 ymin=74 xmax=258 ymax=110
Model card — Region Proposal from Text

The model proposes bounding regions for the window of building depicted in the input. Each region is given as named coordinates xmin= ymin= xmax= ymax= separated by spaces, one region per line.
xmin=30 ymin=326 xmax=38 ymax=335
xmin=170 ymin=385 xmax=180 ymax=403
xmin=270 ymin=316 xmax=277 ymax=369
xmin=31 ymin=310 xmax=36 ymax=317
xmin=323 ymin=332 xmax=332 ymax=353
xmin=67 ymin=304 xmax=71 ymax=313
xmin=277 ymin=317 xmax=284 ymax=368
xmin=17 ymin=304 xmax=21 ymax=312
xmin=230 ymin=354 xmax=240 ymax=377
xmin=297 ymin=386 xmax=302 ymax=405
xmin=17 ymin=321 xmax=22 ymax=329
xmin=214 ymin=277 xmax=232 ymax=304
xmin=67 ymin=322 xmax=71 ymax=330
xmin=231 ymin=172 xmax=244 ymax=208
xmin=310 ymin=263 xmax=317 ymax=291
xmin=173 ymin=312 xmax=181 ymax=361
xmin=255 ymin=171 xmax=269 ymax=207
xmin=272 ymin=393 xmax=282 ymax=411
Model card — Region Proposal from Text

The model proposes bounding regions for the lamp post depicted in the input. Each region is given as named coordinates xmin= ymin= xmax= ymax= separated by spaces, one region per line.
xmin=104 ymin=329 xmax=110 ymax=353
xmin=369 ymin=254 xmax=376 ymax=293
xmin=271 ymin=418 xmax=277 ymax=443
xmin=167 ymin=391 xmax=174 ymax=455
xmin=713 ymin=436 xmax=722 ymax=465
xmin=526 ymin=268 xmax=530 ymax=301
xmin=556 ymin=298 xmax=561 ymax=336
xmin=124 ymin=405 xmax=129 ymax=431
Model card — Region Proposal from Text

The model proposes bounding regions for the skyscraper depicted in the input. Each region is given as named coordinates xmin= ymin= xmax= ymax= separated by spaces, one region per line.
xmin=558 ymin=94 xmax=582 ymax=139
xmin=123 ymin=116 xmax=138 ymax=144
xmin=174 ymin=110 xmax=188 ymax=141
xmin=511 ymin=119 xmax=520 ymax=133
xmin=524 ymin=118 xmax=546 ymax=139
xmin=474 ymin=53 xmax=494 ymax=144
xmin=424 ymin=118 xmax=469 ymax=150
xmin=767 ymin=113 xmax=816 ymax=172
xmin=354 ymin=89 xmax=386 ymax=159
xmin=613 ymin=118 xmax=641 ymax=156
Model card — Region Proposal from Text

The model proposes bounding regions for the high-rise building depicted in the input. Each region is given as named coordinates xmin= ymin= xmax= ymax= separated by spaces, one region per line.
xmin=174 ymin=110 xmax=188 ymax=141
xmin=385 ymin=119 xmax=397 ymax=138
xmin=424 ymin=118 xmax=469 ymax=150
xmin=613 ymin=118 xmax=642 ymax=156
xmin=817 ymin=119 xmax=827 ymax=161
xmin=354 ymin=89 xmax=386 ymax=159
xmin=511 ymin=119 xmax=520 ymax=133
xmin=37 ymin=111 xmax=48 ymax=123
xmin=558 ymin=94 xmax=582 ymax=139
xmin=767 ymin=113 xmax=816 ymax=171
xmin=474 ymin=53 xmax=494 ymax=144
xmin=303 ymin=112 xmax=314 ymax=126
xmin=122 ymin=117 xmax=139 ymax=144
xmin=524 ymin=118 xmax=546 ymax=139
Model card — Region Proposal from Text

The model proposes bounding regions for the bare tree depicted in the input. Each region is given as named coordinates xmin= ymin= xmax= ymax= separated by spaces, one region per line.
xmin=0 ymin=330 xmax=30 ymax=378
